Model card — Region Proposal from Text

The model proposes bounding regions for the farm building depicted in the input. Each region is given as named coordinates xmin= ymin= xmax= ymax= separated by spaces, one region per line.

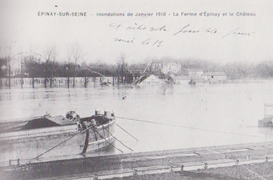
xmin=134 ymin=74 xmax=163 ymax=86
xmin=186 ymin=69 xmax=204 ymax=80
xmin=204 ymin=72 xmax=227 ymax=83
xmin=167 ymin=74 xmax=191 ymax=85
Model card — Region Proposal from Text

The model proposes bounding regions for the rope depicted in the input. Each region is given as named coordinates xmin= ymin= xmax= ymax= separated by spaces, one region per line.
xmin=116 ymin=116 xmax=270 ymax=140
xmin=91 ymin=126 xmax=124 ymax=153
xmin=29 ymin=125 xmax=93 ymax=162
xmin=82 ymin=67 xmax=105 ymax=77
xmin=97 ymin=122 xmax=134 ymax=152
xmin=30 ymin=123 xmax=124 ymax=162
xmin=116 ymin=123 xmax=138 ymax=141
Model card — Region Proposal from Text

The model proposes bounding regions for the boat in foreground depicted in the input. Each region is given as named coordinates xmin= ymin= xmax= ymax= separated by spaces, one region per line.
xmin=0 ymin=110 xmax=115 ymax=163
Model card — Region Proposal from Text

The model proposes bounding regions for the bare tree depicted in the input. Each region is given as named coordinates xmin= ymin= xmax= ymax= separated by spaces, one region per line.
xmin=43 ymin=47 xmax=57 ymax=88
xmin=80 ymin=61 xmax=90 ymax=88
xmin=66 ymin=47 xmax=72 ymax=88
xmin=66 ymin=44 xmax=84 ymax=88
xmin=71 ymin=44 xmax=83 ymax=87
xmin=0 ymin=41 xmax=17 ymax=89
xmin=117 ymin=54 xmax=128 ymax=84
xmin=24 ymin=53 xmax=42 ymax=88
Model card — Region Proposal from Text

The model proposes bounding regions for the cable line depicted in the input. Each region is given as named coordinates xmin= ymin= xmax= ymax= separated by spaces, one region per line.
xmin=29 ymin=125 xmax=93 ymax=162
xmin=97 ymin=122 xmax=134 ymax=152
xmin=116 ymin=116 xmax=270 ymax=140
xmin=91 ymin=126 xmax=124 ymax=153
xmin=29 ymin=123 xmax=124 ymax=163
xmin=116 ymin=123 xmax=139 ymax=141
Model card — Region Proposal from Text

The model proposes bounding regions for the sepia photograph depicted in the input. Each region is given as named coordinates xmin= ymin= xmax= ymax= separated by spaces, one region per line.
xmin=1 ymin=0 xmax=273 ymax=179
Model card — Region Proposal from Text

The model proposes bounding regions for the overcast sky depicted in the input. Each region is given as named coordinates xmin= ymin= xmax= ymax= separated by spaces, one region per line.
xmin=1 ymin=0 xmax=273 ymax=65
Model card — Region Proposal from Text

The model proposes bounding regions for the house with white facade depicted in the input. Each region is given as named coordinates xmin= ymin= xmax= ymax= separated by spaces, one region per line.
xmin=149 ymin=61 xmax=181 ymax=75
xmin=160 ymin=62 xmax=181 ymax=74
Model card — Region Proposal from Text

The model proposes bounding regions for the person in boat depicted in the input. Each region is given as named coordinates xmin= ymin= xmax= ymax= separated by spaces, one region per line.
xmin=80 ymin=111 xmax=114 ymax=126
xmin=66 ymin=111 xmax=80 ymax=121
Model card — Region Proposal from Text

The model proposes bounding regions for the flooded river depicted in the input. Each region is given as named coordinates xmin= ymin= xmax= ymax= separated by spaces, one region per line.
xmin=1 ymin=81 xmax=273 ymax=159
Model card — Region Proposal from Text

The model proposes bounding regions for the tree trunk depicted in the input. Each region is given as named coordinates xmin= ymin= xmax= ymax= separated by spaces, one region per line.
xmin=32 ymin=77 xmax=35 ymax=88
xmin=21 ymin=77 xmax=23 ymax=89
xmin=84 ymin=77 xmax=88 ymax=88
xmin=50 ymin=77 xmax=53 ymax=88
xmin=8 ymin=58 xmax=11 ymax=89
xmin=44 ymin=77 xmax=47 ymax=88
xmin=21 ymin=60 xmax=23 ymax=89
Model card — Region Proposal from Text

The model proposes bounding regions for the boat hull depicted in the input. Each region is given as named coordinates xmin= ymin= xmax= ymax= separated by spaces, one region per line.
xmin=0 ymin=120 xmax=115 ymax=163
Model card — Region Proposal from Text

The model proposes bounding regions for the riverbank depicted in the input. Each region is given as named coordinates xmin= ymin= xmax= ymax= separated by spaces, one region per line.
xmin=109 ymin=162 xmax=273 ymax=180
xmin=2 ymin=141 xmax=273 ymax=179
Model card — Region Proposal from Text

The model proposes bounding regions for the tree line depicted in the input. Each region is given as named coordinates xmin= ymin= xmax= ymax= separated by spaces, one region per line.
xmin=0 ymin=53 xmax=146 ymax=88
xmin=1 ymin=51 xmax=273 ymax=88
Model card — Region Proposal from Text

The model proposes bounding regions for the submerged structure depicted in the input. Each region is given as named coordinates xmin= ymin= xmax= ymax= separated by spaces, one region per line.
xmin=0 ymin=110 xmax=115 ymax=163
xmin=258 ymin=104 xmax=273 ymax=127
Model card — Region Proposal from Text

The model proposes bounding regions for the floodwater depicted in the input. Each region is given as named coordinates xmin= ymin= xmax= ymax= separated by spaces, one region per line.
xmin=1 ymin=80 xmax=273 ymax=160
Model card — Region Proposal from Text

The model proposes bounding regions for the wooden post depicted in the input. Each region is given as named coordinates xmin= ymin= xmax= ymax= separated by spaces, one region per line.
xmin=84 ymin=71 xmax=88 ymax=88
xmin=204 ymin=163 xmax=208 ymax=169
xmin=44 ymin=77 xmax=47 ymax=88
xmin=73 ymin=61 xmax=76 ymax=88
xmin=50 ymin=77 xmax=53 ymax=88
xmin=264 ymin=104 xmax=266 ymax=117
xmin=93 ymin=174 xmax=98 ymax=180
xmin=265 ymin=156 xmax=269 ymax=163
xmin=32 ymin=77 xmax=35 ymax=88
xmin=67 ymin=63 xmax=70 ymax=88
xmin=133 ymin=169 xmax=138 ymax=176
xmin=181 ymin=165 xmax=184 ymax=172
xmin=8 ymin=57 xmax=11 ymax=89
xmin=21 ymin=59 xmax=23 ymax=89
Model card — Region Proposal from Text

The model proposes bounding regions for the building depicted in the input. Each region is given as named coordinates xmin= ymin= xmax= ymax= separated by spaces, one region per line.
xmin=186 ymin=69 xmax=204 ymax=80
xmin=134 ymin=74 xmax=163 ymax=86
xmin=140 ymin=75 xmax=163 ymax=85
xmin=149 ymin=62 xmax=181 ymax=75
xmin=168 ymin=74 xmax=191 ymax=85
xmin=160 ymin=62 xmax=181 ymax=74
xmin=204 ymin=72 xmax=227 ymax=83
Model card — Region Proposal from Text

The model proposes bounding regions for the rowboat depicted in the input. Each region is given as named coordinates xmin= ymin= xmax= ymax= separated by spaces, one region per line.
xmin=0 ymin=110 xmax=116 ymax=163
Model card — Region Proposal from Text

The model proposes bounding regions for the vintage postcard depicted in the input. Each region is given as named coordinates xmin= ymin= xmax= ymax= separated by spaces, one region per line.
xmin=1 ymin=0 xmax=273 ymax=179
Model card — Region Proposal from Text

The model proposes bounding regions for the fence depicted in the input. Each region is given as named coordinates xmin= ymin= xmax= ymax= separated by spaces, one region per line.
xmin=0 ymin=77 xmax=122 ymax=89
